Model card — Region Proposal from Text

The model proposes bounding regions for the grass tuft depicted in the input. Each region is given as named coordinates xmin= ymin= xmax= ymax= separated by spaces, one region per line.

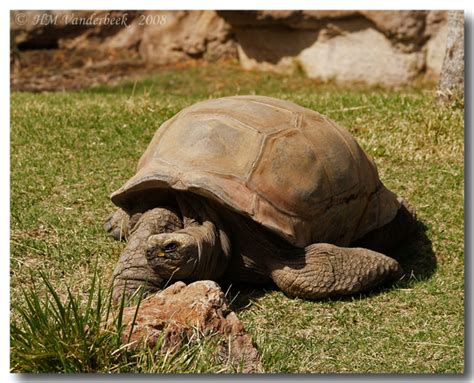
xmin=11 ymin=265 xmax=121 ymax=372
xmin=10 ymin=263 xmax=240 ymax=373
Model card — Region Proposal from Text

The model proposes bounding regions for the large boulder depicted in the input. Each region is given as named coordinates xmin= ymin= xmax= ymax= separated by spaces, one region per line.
xmin=298 ymin=28 xmax=424 ymax=86
xmin=219 ymin=10 xmax=448 ymax=86
xmin=220 ymin=10 xmax=430 ymax=49
xmin=138 ymin=11 xmax=236 ymax=64
xmin=120 ymin=280 xmax=262 ymax=373
xmin=11 ymin=10 xmax=236 ymax=64
xmin=360 ymin=10 xmax=428 ymax=49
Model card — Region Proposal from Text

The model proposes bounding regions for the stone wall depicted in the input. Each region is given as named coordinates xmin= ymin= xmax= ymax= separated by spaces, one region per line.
xmin=11 ymin=10 xmax=450 ymax=87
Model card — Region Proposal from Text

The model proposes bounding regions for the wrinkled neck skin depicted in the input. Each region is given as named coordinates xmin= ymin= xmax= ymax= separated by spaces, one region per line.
xmin=175 ymin=194 xmax=232 ymax=281
xmin=111 ymin=207 xmax=183 ymax=303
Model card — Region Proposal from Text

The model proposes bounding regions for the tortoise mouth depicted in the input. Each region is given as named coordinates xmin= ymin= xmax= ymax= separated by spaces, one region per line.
xmin=111 ymin=274 xmax=165 ymax=304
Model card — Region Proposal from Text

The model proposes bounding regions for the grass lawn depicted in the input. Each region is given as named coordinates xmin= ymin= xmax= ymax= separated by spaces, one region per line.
xmin=10 ymin=63 xmax=464 ymax=373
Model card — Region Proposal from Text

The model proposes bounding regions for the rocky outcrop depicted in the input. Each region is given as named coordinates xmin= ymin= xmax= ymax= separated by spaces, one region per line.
xmin=138 ymin=11 xmax=236 ymax=64
xmin=11 ymin=10 xmax=451 ymax=88
xmin=299 ymin=29 xmax=423 ymax=85
xmin=219 ymin=10 xmax=449 ymax=86
xmin=11 ymin=10 xmax=236 ymax=62
xmin=10 ymin=11 xmax=136 ymax=50
xmin=120 ymin=280 xmax=262 ymax=373
xmin=10 ymin=10 xmax=237 ymax=91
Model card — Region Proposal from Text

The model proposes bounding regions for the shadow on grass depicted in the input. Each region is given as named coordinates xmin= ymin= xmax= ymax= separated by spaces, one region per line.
xmin=224 ymin=220 xmax=436 ymax=311
xmin=222 ymin=282 xmax=275 ymax=313
xmin=389 ymin=220 xmax=437 ymax=286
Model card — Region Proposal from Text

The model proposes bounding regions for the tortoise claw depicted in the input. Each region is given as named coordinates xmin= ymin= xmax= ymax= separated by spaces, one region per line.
xmin=104 ymin=209 xmax=130 ymax=241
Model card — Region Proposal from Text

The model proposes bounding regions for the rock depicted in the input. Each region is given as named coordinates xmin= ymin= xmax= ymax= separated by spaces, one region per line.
xmin=221 ymin=10 xmax=429 ymax=48
xmin=11 ymin=10 xmax=451 ymax=88
xmin=60 ymin=13 xmax=141 ymax=51
xmin=298 ymin=28 xmax=424 ymax=86
xmin=230 ymin=15 xmax=374 ymax=76
xmin=10 ymin=11 xmax=135 ymax=50
xmin=438 ymin=11 xmax=464 ymax=103
xmin=425 ymin=26 xmax=449 ymax=79
xmin=360 ymin=11 xmax=428 ymax=50
xmin=11 ymin=10 xmax=235 ymax=65
xmin=218 ymin=10 xmax=359 ymax=29
xmin=234 ymin=26 xmax=316 ymax=74
xmin=138 ymin=11 xmax=236 ymax=64
xmin=120 ymin=280 xmax=261 ymax=373
xmin=220 ymin=10 xmax=447 ymax=86
xmin=11 ymin=10 xmax=86 ymax=49
xmin=425 ymin=10 xmax=449 ymax=36
xmin=424 ymin=11 xmax=449 ymax=78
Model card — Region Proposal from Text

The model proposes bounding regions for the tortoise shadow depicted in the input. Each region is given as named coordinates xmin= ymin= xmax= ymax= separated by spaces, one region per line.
xmin=224 ymin=220 xmax=436 ymax=310
xmin=388 ymin=220 xmax=437 ymax=286
xmin=314 ymin=220 xmax=437 ymax=303
xmin=220 ymin=281 xmax=275 ymax=312
xmin=322 ymin=220 xmax=437 ymax=303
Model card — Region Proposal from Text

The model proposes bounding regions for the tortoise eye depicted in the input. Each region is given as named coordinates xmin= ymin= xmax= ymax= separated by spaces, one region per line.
xmin=163 ymin=242 xmax=177 ymax=253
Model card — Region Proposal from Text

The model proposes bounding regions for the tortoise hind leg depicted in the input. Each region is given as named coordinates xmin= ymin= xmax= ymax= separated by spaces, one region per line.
xmin=352 ymin=198 xmax=417 ymax=253
xmin=267 ymin=198 xmax=415 ymax=300
xmin=267 ymin=243 xmax=402 ymax=300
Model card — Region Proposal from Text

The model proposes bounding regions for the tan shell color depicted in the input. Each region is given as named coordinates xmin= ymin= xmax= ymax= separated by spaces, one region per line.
xmin=111 ymin=96 xmax=400 ymax=247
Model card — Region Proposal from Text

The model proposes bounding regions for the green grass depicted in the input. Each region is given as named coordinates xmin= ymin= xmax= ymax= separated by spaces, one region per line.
xmin=10 ymin=265 xmax=242 ymax=373
xmin=10 ymin=62 xmax=464 ymax=373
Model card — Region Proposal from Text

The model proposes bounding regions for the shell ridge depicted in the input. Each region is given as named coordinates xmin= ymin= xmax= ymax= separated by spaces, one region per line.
xmin=325 ymin=118 xmax=363 ymax=195
xmin=181 ymin=111 xmax=261 ymax=133
xmin=298 ymin=114 xmax=335 ymax=207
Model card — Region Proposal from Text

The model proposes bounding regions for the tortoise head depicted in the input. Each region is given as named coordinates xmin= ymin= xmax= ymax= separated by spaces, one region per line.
xmin=146 ymin=232 xmax=198 ymax=281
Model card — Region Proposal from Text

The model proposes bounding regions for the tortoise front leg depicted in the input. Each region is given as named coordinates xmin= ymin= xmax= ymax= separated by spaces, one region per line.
xmin=111 ymin=207 xmax=182 ymax=304
xmin=104 ymin=208 xmax=135 ymax=241
xmin=268 ymin=244 xmax=403 ymax=300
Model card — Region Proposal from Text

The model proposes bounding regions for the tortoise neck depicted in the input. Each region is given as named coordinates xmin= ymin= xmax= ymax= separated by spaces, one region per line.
xmin=225 ymin=209 xmax=298 ymax=271
xmin=176 ymin=194 xmax=232 ymax=281
xmin=180 ymin=221 xmax=229 ymax=280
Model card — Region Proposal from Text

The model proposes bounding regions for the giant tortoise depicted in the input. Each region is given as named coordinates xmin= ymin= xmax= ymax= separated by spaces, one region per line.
xmin=105 ymin=95 xmax=416 ymax=302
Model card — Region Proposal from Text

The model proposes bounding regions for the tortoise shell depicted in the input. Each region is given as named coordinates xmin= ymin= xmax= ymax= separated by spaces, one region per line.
xmin=111 ymin=96 xmax=400 ymax=247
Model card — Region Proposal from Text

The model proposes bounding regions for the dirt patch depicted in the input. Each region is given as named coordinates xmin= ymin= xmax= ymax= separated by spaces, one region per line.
xmin=11 ymin=48 xmax=152 ymax=92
